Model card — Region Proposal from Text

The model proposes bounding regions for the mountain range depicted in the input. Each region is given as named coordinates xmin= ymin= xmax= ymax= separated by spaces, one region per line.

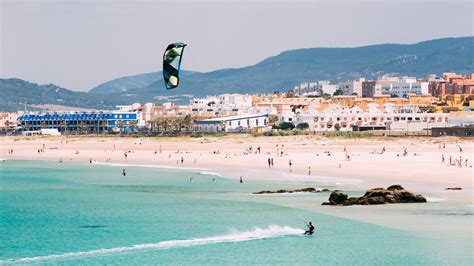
xmin=1 ymin=37 xmax=472 ymax=112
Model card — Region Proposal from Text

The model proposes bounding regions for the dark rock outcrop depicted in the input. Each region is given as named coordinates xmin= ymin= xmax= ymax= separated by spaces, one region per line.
xmin=253 ymin=187 xmax=330 ymax=194
xmin=445 ymin=187 xmax=462 ymax=190
xmin=322 ymin=185 xmax=426 ymax=206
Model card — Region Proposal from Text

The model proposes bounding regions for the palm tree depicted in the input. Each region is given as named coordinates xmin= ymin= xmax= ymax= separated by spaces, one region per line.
xmin=60 ymin=121 xmax=67 ymax=134
xmin=129 ymin=120 xmax=138 ymax=132
xmin=173 ymin=117 xmax=183 ymax=131
xmin=78 ymin=122 xmax=87 ymax=134
xmin=182 ymin=114 xmax=193 ymax=132
xmin=160 ymin=118 xmax=170 ymax=132
xmin=268 ymin=115 xmax=278 ymax=126
xmin=100 ymin=120 xmax=108 ymax=134
xmin=219 ymin=120 xmax=226 ymax=132
xmin=117 ymin=120 xmax=124 ymax=132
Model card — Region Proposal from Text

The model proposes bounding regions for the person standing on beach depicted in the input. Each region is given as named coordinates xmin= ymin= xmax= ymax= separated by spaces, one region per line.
xmin=441 ymin=154 xmax=445 ymax=163
xmin=271 ymin=158 xmax=274 ymax=167
xmin=240 ymin=176 xmax=243 ymax=183
xmin=268 ymin=157 xmax=271 ymax=168
xmin=181 ymin=157 xmax=184 ymax=165
xmin=289 ymin=159 xmax=292 ymax=172
xmin=308 ymin=166 xmax=311 ymax=175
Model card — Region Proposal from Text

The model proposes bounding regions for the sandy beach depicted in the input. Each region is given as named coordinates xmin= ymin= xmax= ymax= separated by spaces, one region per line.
xmin=2 ymin=135 xmax=472 ymax=199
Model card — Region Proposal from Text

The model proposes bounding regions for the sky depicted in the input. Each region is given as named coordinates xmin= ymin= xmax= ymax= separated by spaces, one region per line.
xmin=1 ymin=0 xmax=472 ymax=91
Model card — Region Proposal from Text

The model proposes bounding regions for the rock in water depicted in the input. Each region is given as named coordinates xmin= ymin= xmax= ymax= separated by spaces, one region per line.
xmin=253 ymin=187 xmax=327 ymax=194
xmin=387 ymin=184 xmax=404 ymax=191
xmin=328 ymin=191 xmax=348 ymax=204
xmin=322 ymin=185 xmax=426 ymax=206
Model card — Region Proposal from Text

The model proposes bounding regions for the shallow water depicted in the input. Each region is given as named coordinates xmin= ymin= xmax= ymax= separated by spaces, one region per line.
xmin=0 ymin=160 xmax=471 ymax=265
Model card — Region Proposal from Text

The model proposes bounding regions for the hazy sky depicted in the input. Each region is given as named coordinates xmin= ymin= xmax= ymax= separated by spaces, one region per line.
xmin=1 ymin=0 xmax=472 ymax=91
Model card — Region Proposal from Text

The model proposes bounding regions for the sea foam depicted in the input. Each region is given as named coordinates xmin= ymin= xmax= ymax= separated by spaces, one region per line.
xmin=198 ymin=171 xmax=223 ymax=177
xmin=2 ymin=225 xmax=303 ymax=264
xmin=425 ymin=196 xmax=448 ymax=203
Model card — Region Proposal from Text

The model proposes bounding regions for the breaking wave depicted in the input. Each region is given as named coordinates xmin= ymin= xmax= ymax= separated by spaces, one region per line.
xmin=198 ymin=171 xmax=223 ymax=177
xmin=426 ymin=196 xmax=448 ymax=203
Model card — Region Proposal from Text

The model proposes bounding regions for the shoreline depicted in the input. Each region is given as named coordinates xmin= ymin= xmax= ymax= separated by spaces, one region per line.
xmin=2 ymin=135 xmax=471 ymax=191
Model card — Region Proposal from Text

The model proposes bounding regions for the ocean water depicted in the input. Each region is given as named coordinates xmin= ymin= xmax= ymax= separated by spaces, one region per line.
xmin=0 ymin=160 xmax=470 ymax=265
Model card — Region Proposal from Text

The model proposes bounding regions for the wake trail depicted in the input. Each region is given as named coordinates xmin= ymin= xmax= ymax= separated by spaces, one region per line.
xmin=2 ymin=225 xmax=303 ymax=264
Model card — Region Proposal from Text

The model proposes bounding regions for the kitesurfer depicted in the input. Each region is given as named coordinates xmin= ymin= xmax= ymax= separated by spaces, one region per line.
xmin=304 ymin=221 xmax=315 ymax=235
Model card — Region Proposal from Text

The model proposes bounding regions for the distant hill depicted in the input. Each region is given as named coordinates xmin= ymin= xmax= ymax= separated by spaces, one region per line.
xmin=1 ymin=37 xmax=472 ymax=112
xmin=89 ymin=70 xmax=199 ymax=94
xmin=93 ymin=37 xmax=473 ymax=102
xmin=90 ymin=72 xmax=161 ymax=94
xmin=0 ymin=79 xmax=129 ymax=112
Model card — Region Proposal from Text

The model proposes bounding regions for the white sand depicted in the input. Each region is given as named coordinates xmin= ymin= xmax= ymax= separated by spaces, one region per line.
xmin=1 ymin=135 xmax=472 ymax=203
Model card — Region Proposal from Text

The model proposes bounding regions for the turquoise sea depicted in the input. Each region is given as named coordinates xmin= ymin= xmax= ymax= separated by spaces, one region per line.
xmin=0 ymin=160 xmax=471 ymax=265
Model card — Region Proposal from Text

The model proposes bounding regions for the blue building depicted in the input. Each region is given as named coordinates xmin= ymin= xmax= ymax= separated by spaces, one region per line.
xmin=18 ymin=111 xmax=139 ymax=133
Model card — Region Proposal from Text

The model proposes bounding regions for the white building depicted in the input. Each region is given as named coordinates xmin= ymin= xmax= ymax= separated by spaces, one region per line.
xmin=195 ymin=113 xmax=269 ymax=133
xmin=338 ymin=78 xmax=365 ymax=97
xmin=293 ymin=81 xmax=338 ymax=96
xmin=22 ymin=128 xmax=61 ymax=136
xmin=378 ymin=76 xmax=429 ymax=97
xmin=279 ymin=104 xmax=449 ymax=132
xmin=190 ymin=94 xmax=253 ymax=117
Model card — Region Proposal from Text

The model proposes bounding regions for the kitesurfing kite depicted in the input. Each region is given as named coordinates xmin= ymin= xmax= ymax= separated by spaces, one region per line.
xmin=163 ymin=42 xmax=187 ymax=89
